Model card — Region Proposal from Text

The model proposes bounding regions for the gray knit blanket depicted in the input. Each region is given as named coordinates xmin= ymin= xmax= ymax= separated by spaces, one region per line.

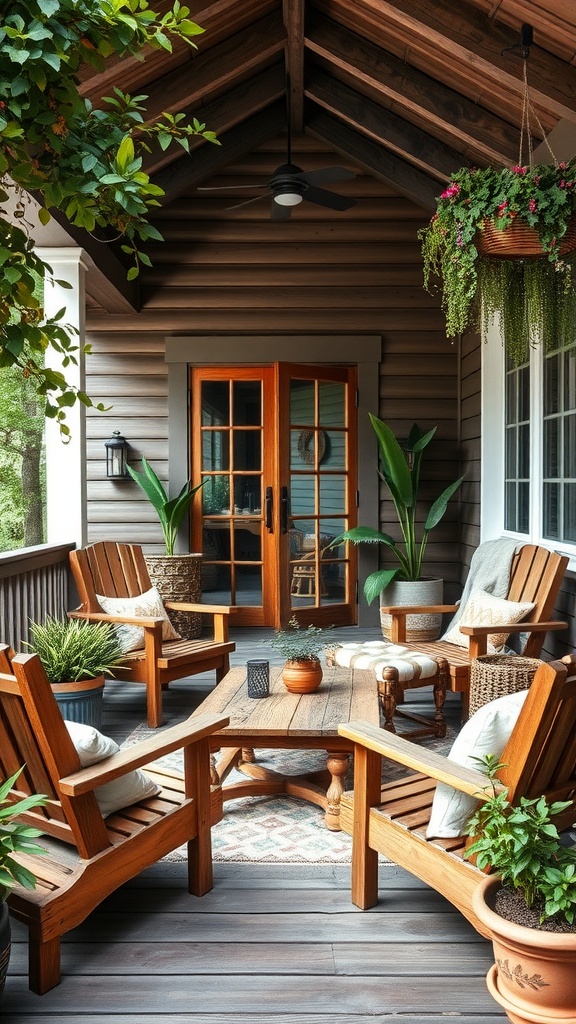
xmin=441 ymin=536 xmax=520 ymax=639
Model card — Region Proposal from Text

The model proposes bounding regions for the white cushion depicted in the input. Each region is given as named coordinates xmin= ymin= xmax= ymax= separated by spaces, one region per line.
xmin=64 ymin=720 xmax=161 ymax=817
xmin=442 ymin=588 xmax=535 ymax=653
xmin=96 ymin=586 xmax=180 ymax=653
xmin=425 ymin=689 xmax=529 ymax=839
xmin=330 ymin=641 xmax=438 ymax=682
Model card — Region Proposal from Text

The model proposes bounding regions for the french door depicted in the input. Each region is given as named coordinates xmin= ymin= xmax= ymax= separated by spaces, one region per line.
xmin=190 ymin=363 xmax=357 ymax=627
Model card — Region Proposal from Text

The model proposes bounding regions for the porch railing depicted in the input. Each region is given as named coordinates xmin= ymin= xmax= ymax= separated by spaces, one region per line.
xmin=0 ymin=542 xmax=75 ymax=652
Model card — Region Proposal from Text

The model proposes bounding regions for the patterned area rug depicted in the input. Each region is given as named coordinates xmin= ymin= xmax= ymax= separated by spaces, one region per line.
xmin=123 ymin=721 xmax=456 ymax=865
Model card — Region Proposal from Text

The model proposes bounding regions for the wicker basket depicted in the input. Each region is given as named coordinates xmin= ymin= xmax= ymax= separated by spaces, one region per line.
xmin=476 ymin=217 xmax=576 ymax=259
xmin=469 ymin=654 xmax=543 ymax=718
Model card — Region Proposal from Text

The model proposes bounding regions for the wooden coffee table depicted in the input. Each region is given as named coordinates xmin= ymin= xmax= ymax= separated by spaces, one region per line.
xmin=192 ymin=662 xmax=380 ymax=831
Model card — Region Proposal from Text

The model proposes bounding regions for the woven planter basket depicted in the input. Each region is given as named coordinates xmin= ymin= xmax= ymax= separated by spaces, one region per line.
xmin=469 ymin=654 xmax=543 ymax=718
xmin=145 ymin=553 xmax=202 ymax=640
xmin=476 ymin=216 xmax=576 ymax=259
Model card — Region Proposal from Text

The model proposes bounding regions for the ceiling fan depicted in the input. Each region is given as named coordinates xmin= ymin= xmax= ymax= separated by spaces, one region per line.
xmin=198 ymin=93 xmax=357 ymax=219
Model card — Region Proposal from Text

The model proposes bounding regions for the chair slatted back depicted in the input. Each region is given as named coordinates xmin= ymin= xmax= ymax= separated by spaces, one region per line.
xmin=499 ymin=654 xmax=576 ymax=830
xmin=70 ymin=541 xmax=153 ymax=612
xmin=507 ymin=545 xmax=568 ymax=656
xmin=0 ymin=644 xmax=111 ymax=857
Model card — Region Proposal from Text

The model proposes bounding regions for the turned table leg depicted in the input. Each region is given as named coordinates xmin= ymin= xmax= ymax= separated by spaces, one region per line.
xmin=324 ymin=751 xmax=351 ymax=831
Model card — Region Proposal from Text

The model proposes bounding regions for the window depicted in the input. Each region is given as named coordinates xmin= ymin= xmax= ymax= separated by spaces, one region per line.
xmin=482 ymin=322 xmax=576 ymax=561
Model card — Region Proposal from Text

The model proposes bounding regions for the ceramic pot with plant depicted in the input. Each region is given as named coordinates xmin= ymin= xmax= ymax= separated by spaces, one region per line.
xmin=0 ymin=767 xmax=47 ymax=995
xmin=331 ymin=416 xmax=463 ymax=641
xmin=419 ymin=160 xmax=576 ymax=366
xmin=464 ymin=756 xmax=576 ymax=1023
xmin=266 ymin=617 xmax=335 ymax=693
xmin=127 ymin=457 xmax=205 ymax=639
xmin=27 ymin=616 xmax=124 ymax=729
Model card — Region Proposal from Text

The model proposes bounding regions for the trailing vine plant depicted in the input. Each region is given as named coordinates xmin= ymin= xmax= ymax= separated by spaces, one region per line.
xmin=0 ymin=0 xmax=220 ymax=436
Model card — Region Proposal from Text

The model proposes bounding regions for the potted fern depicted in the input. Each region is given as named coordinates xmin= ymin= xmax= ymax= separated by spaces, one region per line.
xmin=331 ymin=416 xmax=463 ymax=640
xmin=420 ymin=161 xmax=576 ymax=365
xmin=266 ymin=617 xmax=335 ymax=693
xmin=127 ymin=457 xmax=205 ymax=639
xmin=28 ymin=616 xmax=124 ymax=729
xmin=0 ymin=767 xmax=47 ymax=995
xmin=465 ymin=756 xmax=576 ymax=1022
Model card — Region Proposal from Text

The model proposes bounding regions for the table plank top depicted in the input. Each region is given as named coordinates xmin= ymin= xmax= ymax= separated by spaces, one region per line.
xmin=193 ymin=663 xmax=380 ymax=738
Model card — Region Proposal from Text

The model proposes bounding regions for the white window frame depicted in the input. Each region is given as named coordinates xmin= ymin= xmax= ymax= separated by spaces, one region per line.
xmin=481 ymin=315 xmax=576 ymax=569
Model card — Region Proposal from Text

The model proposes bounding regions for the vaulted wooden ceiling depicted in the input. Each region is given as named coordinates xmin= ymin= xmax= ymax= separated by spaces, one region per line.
xmin=73 ymin=0 xmax=576 ymax=310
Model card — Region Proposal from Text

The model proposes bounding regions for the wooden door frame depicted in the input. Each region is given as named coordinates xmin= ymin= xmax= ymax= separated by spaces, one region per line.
xmin=165 ymin=335 xmax=382 ymax=626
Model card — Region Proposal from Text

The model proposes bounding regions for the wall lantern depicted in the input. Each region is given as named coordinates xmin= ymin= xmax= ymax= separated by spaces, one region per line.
xmin=105 ymin=430 xmax=129 ymax=479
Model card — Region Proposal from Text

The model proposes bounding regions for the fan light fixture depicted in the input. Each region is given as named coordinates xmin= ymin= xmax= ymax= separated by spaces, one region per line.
xmin=274 ymin=191 xmax=303 ymax=207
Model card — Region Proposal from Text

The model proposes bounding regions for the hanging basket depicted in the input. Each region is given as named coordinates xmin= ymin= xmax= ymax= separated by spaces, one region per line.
xmin=476 ymin=215 xmax=576 ymax=259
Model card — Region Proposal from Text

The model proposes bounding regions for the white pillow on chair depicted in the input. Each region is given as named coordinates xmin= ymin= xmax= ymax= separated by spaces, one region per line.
xmin=442 ymin=588 xmax=535 ymax=653
xmin=65 ymin=720 xmax=161 ymax=817
xmin=96 ymin=585 xmax=180 ymax=653
xmin=425 ymin=688 xmax=529 ymax=839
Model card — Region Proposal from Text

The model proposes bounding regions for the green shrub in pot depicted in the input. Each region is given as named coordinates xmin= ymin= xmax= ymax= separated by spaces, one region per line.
xmin=27 ymin=617 xmax=124 ymax=684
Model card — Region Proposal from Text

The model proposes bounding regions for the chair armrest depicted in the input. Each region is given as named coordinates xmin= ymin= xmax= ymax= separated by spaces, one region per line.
xmin=58 ymin=712 xmax=230 ymax=796
xmin=459 ymin=619 xmax=568 ymax=636
xmin=380 ymin=603 xmax=458 ymax=616
xmin=163 ymin=602 xmax=232 ymax=615
xmin=338 ymin=720 xmax=501 ymax=800
xmin=69 ymin=610 xmax=164 ymax=629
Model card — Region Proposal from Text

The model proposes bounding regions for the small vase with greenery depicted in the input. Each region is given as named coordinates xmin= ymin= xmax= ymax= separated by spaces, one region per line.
xmin=28 ymin=617 xmax=124 ymax=685
xmin=266 ymin=617 xmax=335 ymax=693
xmin=331 ymin=415 xmax=463 ymax=606
xmin=419 ymin=161 xmax=576 ymax=365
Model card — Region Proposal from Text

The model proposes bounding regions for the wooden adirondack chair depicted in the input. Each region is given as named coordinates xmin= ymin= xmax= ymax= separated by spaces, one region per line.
xmin=0 ymin=644 xmax=228 ymax=994
xmin=338 ymin=653 xmax=576 ymax=938
xmin=382 ymin=543 xmax=568 ymax=720
xmin=69 ymin=541 xmax=236 ymax=727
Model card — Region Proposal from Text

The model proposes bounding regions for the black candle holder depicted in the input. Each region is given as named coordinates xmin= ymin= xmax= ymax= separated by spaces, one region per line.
xmin=247 ymin=659 xmax=269 ymax=698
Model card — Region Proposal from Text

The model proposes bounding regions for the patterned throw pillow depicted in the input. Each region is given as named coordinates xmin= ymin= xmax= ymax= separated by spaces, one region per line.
xmin=426 ymin=688 xmax=529 ymax=838
xmin=64 ymin=720 xmax=161 ymax=817
xmin=96 ymin=585 xmax=180 ymax=653
xmin=442 ymin=588 xmax=535 ymax=653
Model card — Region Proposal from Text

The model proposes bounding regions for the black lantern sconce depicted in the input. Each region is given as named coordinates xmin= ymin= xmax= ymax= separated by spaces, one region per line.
xmin=105 ymin=430 xmax=129 ymax=479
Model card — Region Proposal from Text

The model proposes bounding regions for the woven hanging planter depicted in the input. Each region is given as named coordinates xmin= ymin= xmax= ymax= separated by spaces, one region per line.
xmin=476 ymin=215 xmax=576 ymax=259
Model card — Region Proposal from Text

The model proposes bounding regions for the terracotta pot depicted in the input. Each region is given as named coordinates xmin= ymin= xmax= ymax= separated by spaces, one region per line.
xmin=379 ymin=578 xmax=443 ymax=642
xmin=472 ymin=875 xmax=576 ymax=1022
xmin=282 ymin=659 xmax=323 ymax=693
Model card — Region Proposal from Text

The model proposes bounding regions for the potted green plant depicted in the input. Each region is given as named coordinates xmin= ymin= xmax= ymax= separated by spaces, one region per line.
xmin=420 ymin=161 xmax=576 ymax=365
xmin=465 ymin=756 xmax=576 ymax=1023
xmin=27 ymin=616 xmax=124 ymax=729
xmin=331 ymin=415 xmax=463 ymax=640
xmin=127 ymin=457 xmax=206 ymax=639
xmin=0 ymin=767 xmax=47 ymax=995
xmin=266 ymin=617 xmax=335 ymax=693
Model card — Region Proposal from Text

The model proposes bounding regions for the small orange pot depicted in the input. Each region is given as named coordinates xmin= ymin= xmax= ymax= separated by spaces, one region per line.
xmin=281 ymin=659 xmax=323 ymax=693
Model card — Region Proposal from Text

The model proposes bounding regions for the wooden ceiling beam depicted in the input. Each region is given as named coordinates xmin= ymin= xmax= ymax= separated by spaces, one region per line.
xmin=305 ymin=107 xmax=440 ymax=211
xmin=152 ymin=101 xmax=286 ymax=204
xmin=307 ymin=69 xmax=468 ymax=181
xmin=316 ymin=0 xmax=576 ymax=125
xmin=139 ymin=10 xmax=285 ymax=122
xmin=283 ymin=0 xmax=305 ymax=132
xmin=306 ymin=15 xmax=521 ymax=167
xmin=143 ymin=64 xmax=286 ymax=176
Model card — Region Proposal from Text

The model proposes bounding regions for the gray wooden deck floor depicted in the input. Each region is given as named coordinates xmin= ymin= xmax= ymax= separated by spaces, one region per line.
xmin=3 ymin=628 xmax=507 ymax=1022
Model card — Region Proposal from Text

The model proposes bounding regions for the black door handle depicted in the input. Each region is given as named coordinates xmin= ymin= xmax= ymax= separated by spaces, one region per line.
xmin=280 ymin=486 xmax=289 ymax=534
xmin=265 ymin=486 xmax=273 ymax=533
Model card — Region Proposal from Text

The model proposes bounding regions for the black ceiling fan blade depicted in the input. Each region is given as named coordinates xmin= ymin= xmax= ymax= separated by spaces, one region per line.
xmin=271 ymin=200 xmax=291 ymax=221
xmin=294 ymin=167 xmax=356 ymax=187
xmin=302 ymin=186 xmax=357 ymax=211
xmin=226 ymin=193 xmax=268 ymax=211
xmin=198 ymin=184 xmax=263 ymax=191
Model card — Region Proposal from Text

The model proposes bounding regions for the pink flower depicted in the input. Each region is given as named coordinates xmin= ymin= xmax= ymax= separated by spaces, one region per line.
xmin=560 ymin=180 xmax=566 ymax=189
xmin=440 ymin=183 xmax=460 ymax=199
xmin=529 ymin=199 xmax=537 ymax=212
xmin=512 ymin=165 xmax=527 ymax=175
xmin=497 ymin=200 xmax=508 ymax=216
xmin=559 ymin=161 xmax=567 ymax=170
xmin=533 ymin=175 xmax=541 ymax=185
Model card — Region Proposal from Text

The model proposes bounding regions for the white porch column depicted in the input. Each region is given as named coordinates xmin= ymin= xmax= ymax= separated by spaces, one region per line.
xmin=36 ymin=247 xmax=88 ymax=548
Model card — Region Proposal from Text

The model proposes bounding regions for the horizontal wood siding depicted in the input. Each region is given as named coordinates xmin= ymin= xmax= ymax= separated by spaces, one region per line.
xmin=84 ymin=137 xmax=460 ymax=578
